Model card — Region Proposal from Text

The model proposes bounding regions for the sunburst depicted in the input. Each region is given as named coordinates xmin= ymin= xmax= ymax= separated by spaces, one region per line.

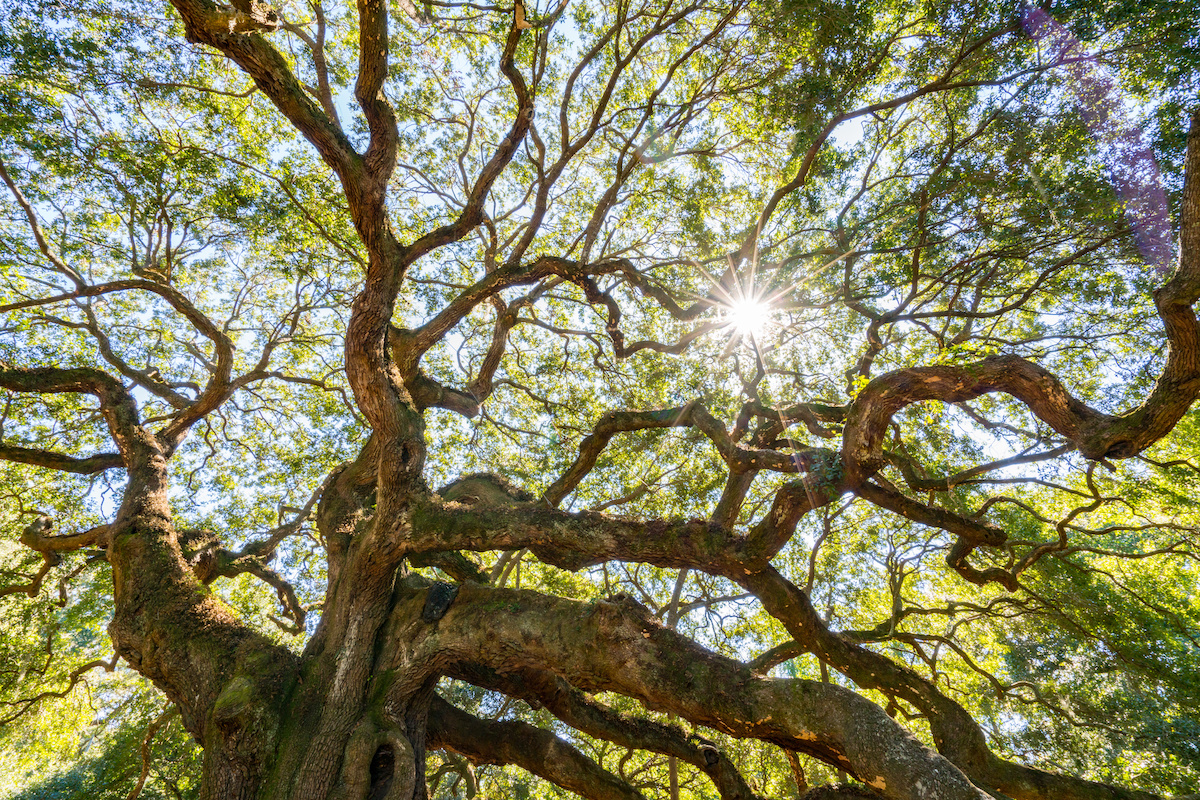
xmin=700 ymin=261 xmax=785 ymax=350
xmin=722 ymin=295 xmax=772 ymax=341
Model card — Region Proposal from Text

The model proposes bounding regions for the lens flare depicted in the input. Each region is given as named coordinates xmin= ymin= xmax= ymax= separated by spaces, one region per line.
xmin=723 ymin=297 xmax=771 ymax=340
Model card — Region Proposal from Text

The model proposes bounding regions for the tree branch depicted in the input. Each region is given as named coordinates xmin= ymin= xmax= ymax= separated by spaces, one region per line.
xmin=166 ymin=0 xmax=360 ymax=177
xmin=842 ymin=110 xmax=1200 ymax=485
xmin=737 ymin=566 xmax=1173 ymax=800
xmin=0 ymin=366 xmax=145 ymax=464
xmin=387 ymin=579 xmax=991 ymax=800
xmin=428 ymin=695 xmax=647 ymax=800
xmin=452 ymin=664 xmax=764 ymax=800
xmin=0 ymin=443 xmax=122 ymax=474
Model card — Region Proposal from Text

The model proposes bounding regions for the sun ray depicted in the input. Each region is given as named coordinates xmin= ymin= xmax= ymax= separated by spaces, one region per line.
xmin=723 ymin=295 xmax=772 ymax=340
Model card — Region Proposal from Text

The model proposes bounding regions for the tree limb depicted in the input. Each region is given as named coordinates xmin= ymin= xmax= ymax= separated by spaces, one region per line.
xmin=428 ymin=694 xmax=647 ymax=800
xmin=387 ymin=579 xmax=992 ymax=800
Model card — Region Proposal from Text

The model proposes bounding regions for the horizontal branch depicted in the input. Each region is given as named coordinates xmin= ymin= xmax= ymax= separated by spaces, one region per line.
xmin=428 ymin=695 xmax=646 ymax=800
xmin=409 ymin=493 xmax=739 ymax=572
xmin=20 ymin=517 xmax=111 ymax=553
xmin=854 ymin=480 xmax=1005 ymax=547
xmin=0 ymin=277 xmax=253 ymax=457
xmin=0 ymin=365 xmax=146 ymax=464
xmin=395 ymin=256 xmax=631 ymax=372
xmin=543 ymin=404 xmax=832 ymax=509
xmin=386 ymin=579 xmax=992 ymax=800
xmin=0 ymin=443 xmax=122 ymax=474
xmin=0 ymin=653 xmax=118 ymax=725
xmin=738 ymin=566 xmax=1172 ymax=800
xmin=885 ymin=444 xmax=1073 ymax=493
xmin=451 ymin=664 xmax=764 ymax=800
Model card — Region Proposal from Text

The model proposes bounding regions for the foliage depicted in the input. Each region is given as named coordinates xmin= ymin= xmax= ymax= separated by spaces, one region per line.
xmin=1 ymin=0 xmax=1199 ymax=798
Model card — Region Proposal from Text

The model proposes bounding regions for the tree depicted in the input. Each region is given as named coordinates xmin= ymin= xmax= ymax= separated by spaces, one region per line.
xmin=1 ymin=0 xmax=1199 ymax=797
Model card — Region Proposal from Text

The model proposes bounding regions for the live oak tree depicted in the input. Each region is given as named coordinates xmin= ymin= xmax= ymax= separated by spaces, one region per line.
xmin=2 ymin=0 xmax=1200 ymax=798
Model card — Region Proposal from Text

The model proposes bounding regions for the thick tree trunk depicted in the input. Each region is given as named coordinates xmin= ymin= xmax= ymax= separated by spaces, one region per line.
xmin=106 ymin=492 xmax=298 ymax=800
xmin=7 ymin=5 xmax=1194 ymax=800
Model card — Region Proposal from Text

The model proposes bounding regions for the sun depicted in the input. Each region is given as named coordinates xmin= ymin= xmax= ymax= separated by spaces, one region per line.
xmin=722 ymin=296 xmax=772 ymax=340
xmin=695 ymin=260 xmax=785 ymax=351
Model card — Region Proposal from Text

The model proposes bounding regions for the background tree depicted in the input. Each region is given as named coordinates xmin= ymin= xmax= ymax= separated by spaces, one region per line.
xmin=2 ymin=0 xmax=1199 ymax=798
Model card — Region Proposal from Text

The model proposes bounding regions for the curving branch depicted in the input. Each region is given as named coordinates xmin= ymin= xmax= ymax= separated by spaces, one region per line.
xmin=428 ymin=695 xmax=646 ymax=800
xmin=0 ymin=549 xmax=63 ymax=600
xmin=841 ymin=110 xmax=1200 ymax=485
xmin=451 ymin=664 xmax=765 ymax=800
xmin=542 ymin=406 xmax=701 ymax=506
xmin=0 ymin=271 xmax=234 ymax=450
xmin=852 ymin=479 xmax=1016 ymax=589
xmin=409 ymin=491 xmax=739 ymax=572
xmin=737 ymin=566 xmax=1176 ymax=800
xmin=352 ymin=0 xmax=397 ymax=185
xmin=0 ymin=653 xmax=119 ymax=725
xmin=542 ymin=403 xmax=832 ymax=509
xmin=401 ymin=5 xmax=535 ymax=267
xmin=386 ymin=579 xmax=992 ymax=800
xmin=19 ymin=516 xmax=111 ymax=553
xmin=0 ymin=156 xmax=84 ymax=287
xmin=165 ymin=0 xmax=359 ymax=177
xmin=0 ymin=366 xmax=146 ymax=465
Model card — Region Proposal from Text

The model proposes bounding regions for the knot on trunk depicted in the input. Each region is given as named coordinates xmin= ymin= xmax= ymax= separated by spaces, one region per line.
xmin=339 ymin=721 xmax=417 ymax=800
xmin=422 ymin=581 xmax=459 ymax=623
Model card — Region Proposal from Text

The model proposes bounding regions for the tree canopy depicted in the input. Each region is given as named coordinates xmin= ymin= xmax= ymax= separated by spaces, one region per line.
xmin=2 ymin=0 xmax=1199 ymax=798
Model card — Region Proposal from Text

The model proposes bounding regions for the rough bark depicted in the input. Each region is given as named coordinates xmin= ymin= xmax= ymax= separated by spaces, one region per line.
xmin=427 ymin=696 xmax=647 ymax=800
xmin=4 ymin=2 xmax=1199 ymax=799
xmin=383 ymin=578 xmax=991 ymax=800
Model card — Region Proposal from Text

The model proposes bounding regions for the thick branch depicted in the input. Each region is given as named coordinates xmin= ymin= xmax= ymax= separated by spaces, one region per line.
xmin=0 ymin=443 xmax=121 ymax=474
xmin=0 ymin=277 xmax=234 ymax=450
xmin=409 ymin=493 xmax=738 ymax=572
xmin=386 ymin=580 xmax=991 ymax=800
xmin=20 ymin=517 xmax=111 ymax=553
xmin=843 ymin=110 xmax=1200 ymax=483
xmin=738 ymin=566 xmax=1172 ymax=800
xmin=0 ymin=366 xmax=146 ymax=464
xmin=166 ymin=0 xmax=359 ymax=177
xmin=854 ymin=480 xmax=1005 ymax=548
xmin=428 ymin=695 xmax=646 ymax=800
xmin=452 ymin=664 xmax=764 ymax=800
xmin=353 ymin=0 xmax=397 ymax=186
